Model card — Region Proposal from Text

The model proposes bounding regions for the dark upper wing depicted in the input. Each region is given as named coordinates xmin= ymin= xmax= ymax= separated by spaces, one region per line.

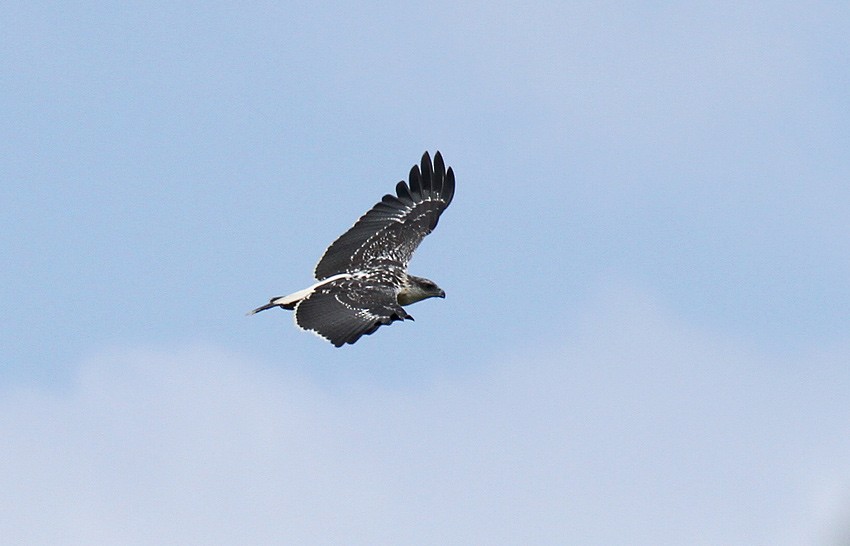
xmin=294 ymin=276 xmax=412 ymax=347
xmin=313 ymin=151 xmax=455 ymax=280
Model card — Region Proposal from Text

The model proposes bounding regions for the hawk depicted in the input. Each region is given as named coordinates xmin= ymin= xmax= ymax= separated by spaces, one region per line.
xmin=249 ymin=151 xmax=455 ymax=347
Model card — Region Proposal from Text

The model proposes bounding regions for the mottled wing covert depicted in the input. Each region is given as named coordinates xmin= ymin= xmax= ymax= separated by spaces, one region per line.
xmin=294 ymin=276 xmax=413 ymax=347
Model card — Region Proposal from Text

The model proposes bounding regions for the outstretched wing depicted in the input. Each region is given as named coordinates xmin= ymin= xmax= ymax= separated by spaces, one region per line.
xmin=314 ymin=151 xmax=455 ymax=280
xmin=294 ymin=276 xmax=412 ymax=347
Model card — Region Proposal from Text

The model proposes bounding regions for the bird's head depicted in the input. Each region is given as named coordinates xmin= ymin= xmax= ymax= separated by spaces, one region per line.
xmin=399 ymin=275 xmax=445 ymax=305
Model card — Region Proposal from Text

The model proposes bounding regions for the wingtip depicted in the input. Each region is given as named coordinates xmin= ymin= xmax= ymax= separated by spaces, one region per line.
xmin=432 ymin=162 xmax=454 ymax=209
xmin=408 ymin=164 xmax=422 ymax=198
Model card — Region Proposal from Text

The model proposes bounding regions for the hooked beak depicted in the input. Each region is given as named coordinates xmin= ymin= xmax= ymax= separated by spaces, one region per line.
xmin=438 ymin=289 xmax=446 ymax=298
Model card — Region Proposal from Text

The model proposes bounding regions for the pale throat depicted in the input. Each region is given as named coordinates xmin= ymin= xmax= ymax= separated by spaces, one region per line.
xmin=397 ymin=286 xmax=431 ymax=306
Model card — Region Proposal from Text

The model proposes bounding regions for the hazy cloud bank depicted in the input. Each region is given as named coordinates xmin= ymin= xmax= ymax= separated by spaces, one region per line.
xmin=3 ymin=289 xmax=848 ymax=545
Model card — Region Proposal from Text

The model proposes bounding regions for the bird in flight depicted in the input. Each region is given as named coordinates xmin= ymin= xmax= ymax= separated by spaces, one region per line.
xmin=249 ymin=151 xmax=455 ymax=347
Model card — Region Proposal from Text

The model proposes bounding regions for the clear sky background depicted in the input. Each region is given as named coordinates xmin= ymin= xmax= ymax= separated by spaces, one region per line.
xmin=3 ymin=2 xmax=850 ymax=544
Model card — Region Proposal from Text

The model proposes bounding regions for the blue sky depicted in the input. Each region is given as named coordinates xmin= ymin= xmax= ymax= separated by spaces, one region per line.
xmin=3 ymin=1 xmax=850 ymax=544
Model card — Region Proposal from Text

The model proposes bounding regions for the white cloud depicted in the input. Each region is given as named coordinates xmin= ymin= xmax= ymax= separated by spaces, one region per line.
xmin=2 ymin=288 xmax=849 ymax=545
